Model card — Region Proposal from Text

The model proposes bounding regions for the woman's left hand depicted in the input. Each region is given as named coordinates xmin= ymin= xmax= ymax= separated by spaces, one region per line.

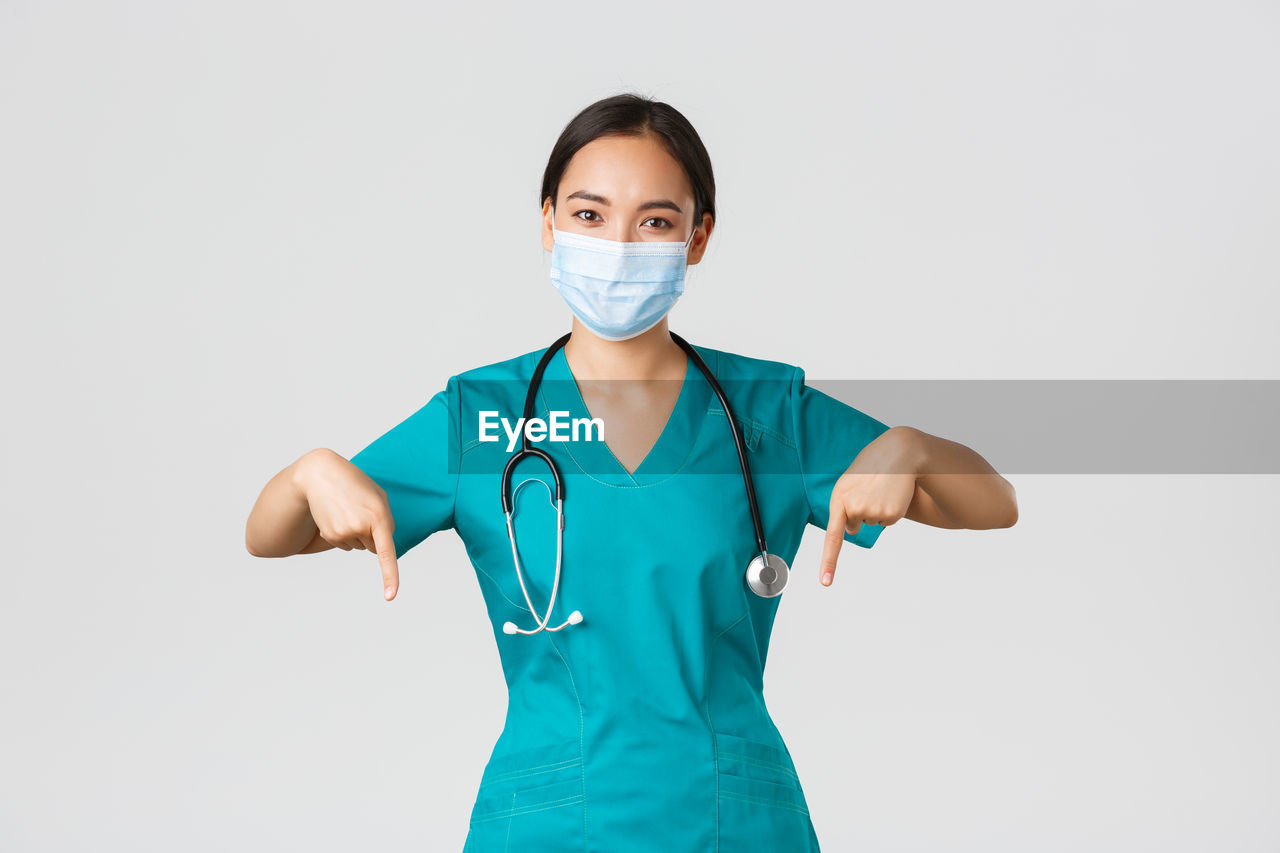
xmin=819 ymin=426 xmax=920 ymax=587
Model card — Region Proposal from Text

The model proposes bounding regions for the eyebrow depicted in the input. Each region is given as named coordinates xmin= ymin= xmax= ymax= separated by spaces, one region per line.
xmin=564 ymin=189 xmax=683 ymax=214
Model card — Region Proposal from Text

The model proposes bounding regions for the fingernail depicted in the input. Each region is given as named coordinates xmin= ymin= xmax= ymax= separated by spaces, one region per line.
xmin=821 ymin=572 xmax=833 ymax=586
xmin=384 ymin=586 xmax=394 ymax=600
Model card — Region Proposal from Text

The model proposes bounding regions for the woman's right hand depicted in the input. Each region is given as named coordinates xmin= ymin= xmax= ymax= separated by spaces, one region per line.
xmin=296 ymin=449 xmax=401 ymax=601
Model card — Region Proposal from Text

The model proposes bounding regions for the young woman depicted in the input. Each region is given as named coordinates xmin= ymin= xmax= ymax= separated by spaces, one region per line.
xmin=245 ymin=93 xmax=1017 ymax=852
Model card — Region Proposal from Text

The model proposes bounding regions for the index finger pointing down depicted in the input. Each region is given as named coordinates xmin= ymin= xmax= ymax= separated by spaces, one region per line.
xmin=372 ymin=520 xmax=399 ymax=601
xmin=820 ymin=503 xmax=849 ymax=587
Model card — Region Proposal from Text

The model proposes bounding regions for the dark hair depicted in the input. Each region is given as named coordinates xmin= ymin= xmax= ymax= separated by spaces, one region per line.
xmin=540 ymin=93 xmax=716 ymax=228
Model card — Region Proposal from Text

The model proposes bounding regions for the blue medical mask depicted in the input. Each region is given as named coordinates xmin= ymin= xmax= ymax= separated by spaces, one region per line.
xmin=548 ymin=221 xmax=697 ymax=341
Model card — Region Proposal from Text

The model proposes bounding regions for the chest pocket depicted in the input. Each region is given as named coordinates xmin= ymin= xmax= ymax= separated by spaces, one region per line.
xmin=709 ymin=407 xmax=765 ymax=453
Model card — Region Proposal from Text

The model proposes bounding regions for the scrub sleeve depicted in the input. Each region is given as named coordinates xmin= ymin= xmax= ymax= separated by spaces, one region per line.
xmin=790 ymin=365 xmax=892 ymax=550
xmin=348 ymin=374 xmax=462 ymax=560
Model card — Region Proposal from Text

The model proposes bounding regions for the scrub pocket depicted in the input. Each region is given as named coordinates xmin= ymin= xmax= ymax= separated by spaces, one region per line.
xmin=714 ymin=730 xmax=820 ymax=851
xmin=463 ymin=738 xmax=585 ymax=853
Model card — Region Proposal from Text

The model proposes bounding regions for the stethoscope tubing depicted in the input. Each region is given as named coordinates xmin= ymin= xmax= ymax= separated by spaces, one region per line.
xmin=502 ymin=479 xmax=573 ymax=634
xmin=502 ymin=331 xmax=768 ymax=558
xmin=499 ymin=331 xmax=780 ymax=634
xmin=668 ymin=331 xmax=769 ymax=559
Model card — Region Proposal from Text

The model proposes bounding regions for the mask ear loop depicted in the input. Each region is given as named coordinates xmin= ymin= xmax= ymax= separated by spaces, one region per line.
xmin=680 ymin=213 xmax=699 ymax=291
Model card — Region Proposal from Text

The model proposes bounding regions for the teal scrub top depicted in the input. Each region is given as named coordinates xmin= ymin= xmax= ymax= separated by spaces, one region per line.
xmin=349 ymin=341 xmax=890 ymax=853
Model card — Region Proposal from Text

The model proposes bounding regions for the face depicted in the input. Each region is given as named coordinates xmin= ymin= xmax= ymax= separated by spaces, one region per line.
xmin=541 ymin=133 xmax=712 ymax=264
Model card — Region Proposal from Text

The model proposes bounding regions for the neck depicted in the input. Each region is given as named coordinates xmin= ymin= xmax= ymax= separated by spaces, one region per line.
xmin=562 ymin=318 xmax=687 ymax=382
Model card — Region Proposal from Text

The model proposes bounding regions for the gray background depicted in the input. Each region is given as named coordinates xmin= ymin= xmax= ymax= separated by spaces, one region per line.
xmin=2 ymin=1 xmax=1277 ymax=850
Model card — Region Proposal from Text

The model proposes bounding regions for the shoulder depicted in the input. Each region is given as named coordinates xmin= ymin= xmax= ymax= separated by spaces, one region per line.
xmin=440 ymin=344 xmax=560 ymax=407
xmin=692 ymin=342 xmax=799 ymax=384
xmin=452 ymin=345 xmax=553 ymax=384
xmin=689 ymin=342 xmax=805 ymax=452
xmin=443 ymin=346 xmax=560 ymax=444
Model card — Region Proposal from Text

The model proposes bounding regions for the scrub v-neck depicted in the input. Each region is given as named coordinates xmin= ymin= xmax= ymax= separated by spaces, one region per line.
xmin=535 ymin=342 xmax=713 ymax=488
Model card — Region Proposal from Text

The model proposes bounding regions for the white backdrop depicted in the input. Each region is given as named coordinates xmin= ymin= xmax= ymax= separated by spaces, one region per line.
xmin=2 ymin=1 xmax=1277 ymax=850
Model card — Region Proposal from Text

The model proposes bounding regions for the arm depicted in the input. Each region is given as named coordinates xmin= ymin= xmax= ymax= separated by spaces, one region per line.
xmin=244 ymin=448 xmax=336 ymax=557
xmin=819 ymin=425 xmax=1017 ymax=586
xmin=892 ymin=426 xmax=1019 ymax=530
xmin=245 ymin=446 xmax=402 ymax=599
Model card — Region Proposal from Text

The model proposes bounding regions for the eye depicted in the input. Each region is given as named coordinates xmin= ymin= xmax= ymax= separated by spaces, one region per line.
xmin=572 ymin=210 xmax=601 ymax=223
xmin=644 ymin=217 xmax=673 ymax=229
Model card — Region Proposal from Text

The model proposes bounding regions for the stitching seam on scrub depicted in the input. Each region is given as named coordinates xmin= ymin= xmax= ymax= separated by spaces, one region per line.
xmin=531 ymin=348 xmax=719 ymax=490
xmin=552 ymin=349 xmax=696 ymax=488
xmin=704 ymin=609 xmax=749 ymax=853
xmin=788 ymin=365 xmax=823 ymax=530
xmin=504 ymin=795 xmax=514 ymax=851
xmin=447 ymin=375 xmax=463 ymax=526
xmin=471 ymin=793 xmax=586 ymax=823
xmin=706 ymin=408 xmax=795 ymax=448
xmin=545 ymin=633 xmax=588 ymax=852
xmin=472 ymin=562 xmax=535 ymax=613
xmin=719 ymin=791 xmax=810 ymax=816
xmin=481 ymin=757 xmax=582 ymax=785
xmin=533 ymin=390 xmax=702 ymax=490
xmin=715 ymin=751 xmax=800 ymax=780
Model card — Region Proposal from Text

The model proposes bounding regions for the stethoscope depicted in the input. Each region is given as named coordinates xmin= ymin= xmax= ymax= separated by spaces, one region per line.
xmin=499 ymin=331 xmax=791 ymax=636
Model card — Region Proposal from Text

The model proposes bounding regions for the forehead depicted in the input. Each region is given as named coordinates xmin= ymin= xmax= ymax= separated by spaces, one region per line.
xmin=560 ymin=134 xmax=692 ymax=202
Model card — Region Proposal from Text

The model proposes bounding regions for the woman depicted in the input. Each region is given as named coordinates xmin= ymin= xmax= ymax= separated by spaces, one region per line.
xmin=245 ymin=93 xmax=1017 ymax=852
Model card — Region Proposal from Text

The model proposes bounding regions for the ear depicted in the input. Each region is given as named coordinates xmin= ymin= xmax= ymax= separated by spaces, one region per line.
xmin=541 ymin=198 xmax=555 ymax=252
xmin=686 ymin=212 xmax=713 ymax=266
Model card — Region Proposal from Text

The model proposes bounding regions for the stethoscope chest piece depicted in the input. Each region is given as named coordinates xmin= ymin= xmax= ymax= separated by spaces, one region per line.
xmin=745 ymin=552 xmax=790 ymax=598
